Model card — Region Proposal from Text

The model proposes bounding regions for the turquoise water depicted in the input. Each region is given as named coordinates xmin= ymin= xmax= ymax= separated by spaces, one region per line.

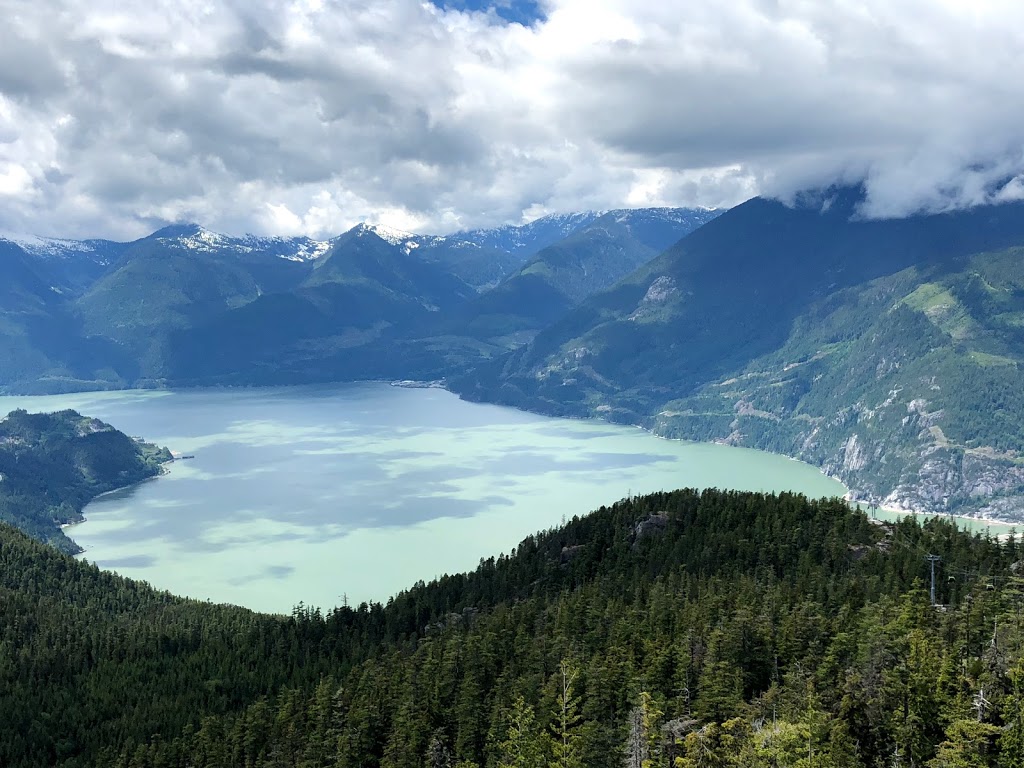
xmin=0 ymin=383 xmax=871 ymax=612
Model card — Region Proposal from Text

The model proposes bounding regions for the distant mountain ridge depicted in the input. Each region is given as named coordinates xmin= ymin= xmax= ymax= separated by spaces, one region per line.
xmin=454 ymin=210 xmax=606 ymax=256
xmin=0 ymin=207 xmax=713 ymax=390
xmin=1 ymin=208 xmax=678 ymax=276
xmin=435 ymin=207 xmax=722 ymax=348
xmin=0 ymin=209 xmax=691 ymax=295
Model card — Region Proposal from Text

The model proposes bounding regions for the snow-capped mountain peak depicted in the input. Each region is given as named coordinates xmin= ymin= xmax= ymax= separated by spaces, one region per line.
xmin=361 ymin=223 xmax=417 ymax=246
xmin=348 ymin=223 xmax=427 ymax=255
xmin=154 ymin=223 xmax=232 ymax=252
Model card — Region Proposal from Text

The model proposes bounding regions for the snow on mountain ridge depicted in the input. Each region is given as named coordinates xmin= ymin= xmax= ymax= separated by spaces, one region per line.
xmin=156 ymin=225 xmax=237 ymax=253
xmin=151 ymin=225 xmax=331 ymax=262
xmin=607 ymin=206 xmax=720 ymax=225
xmin=361 ymin=223 xmax=418 ymax=246
xmin=3 ymin=207 xmax=717 ymax=265
xmin=356 ymin=223 xmax=485 ymax=256
xmin=286 ymin=239 xmax=332 ymax=262
xmin=0 ymin=231 xmax=108 ymax=260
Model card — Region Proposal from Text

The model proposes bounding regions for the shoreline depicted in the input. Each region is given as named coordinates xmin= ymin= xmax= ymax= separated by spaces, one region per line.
xmin=63 ymin=463 xmax=174 ymax=555
xmin=843 ymin=491 xmax=1018 ymax=532
xmin=4 ymin=379 xmax=1021 ymax=530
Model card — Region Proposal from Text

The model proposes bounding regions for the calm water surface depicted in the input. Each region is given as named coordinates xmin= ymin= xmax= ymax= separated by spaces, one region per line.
xmin=1 ymin=383 xmax=1000 ymax=613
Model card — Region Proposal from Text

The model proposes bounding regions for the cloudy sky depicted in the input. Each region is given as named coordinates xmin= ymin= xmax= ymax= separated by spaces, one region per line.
xmin=1 ymin=0 xmax=1023 ymax=239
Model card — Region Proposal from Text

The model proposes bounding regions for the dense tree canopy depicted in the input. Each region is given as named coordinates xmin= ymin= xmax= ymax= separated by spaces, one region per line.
xmin=0 ymin=408 xmax=170 ymax=552
xmin=2 ymin=486 xmax=1023 ymax=767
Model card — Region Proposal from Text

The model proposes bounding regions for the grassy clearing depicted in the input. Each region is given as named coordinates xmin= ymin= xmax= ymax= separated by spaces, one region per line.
xmin=900 ymin=282 xmax=975 ymax=339
xmin=969 ymin=350 xmax=1018 ymax=367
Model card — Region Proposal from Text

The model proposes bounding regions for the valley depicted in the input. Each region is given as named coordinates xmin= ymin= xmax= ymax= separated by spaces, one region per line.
xmin=5 ymin=193 xmax=1024 ymax=524
xmin=0 ymin=382 xmax=863 ymax=612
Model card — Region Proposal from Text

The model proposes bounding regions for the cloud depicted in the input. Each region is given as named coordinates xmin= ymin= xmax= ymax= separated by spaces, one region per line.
xmin=0 ymin=0 xmax=1022 ymax=238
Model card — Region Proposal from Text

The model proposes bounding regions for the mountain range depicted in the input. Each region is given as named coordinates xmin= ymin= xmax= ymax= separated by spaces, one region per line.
xmin=0 ymin=208 xmax=719 ymax=390
xmin=454 ymin=189 xmax=1024 ymax=518
xmin=5 ymin=193 xmax=1024 ymax=519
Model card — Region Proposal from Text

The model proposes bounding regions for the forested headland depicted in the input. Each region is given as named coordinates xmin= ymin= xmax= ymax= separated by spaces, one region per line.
xmin=3 ymin=486 xmax=1024 ymax=767
xmin=0 ymin=408 xmax=171 ymax=553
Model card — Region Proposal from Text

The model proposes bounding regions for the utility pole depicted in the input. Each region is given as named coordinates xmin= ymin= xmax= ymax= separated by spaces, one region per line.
xmin=926 ymin=554 xmax=942 ymax=606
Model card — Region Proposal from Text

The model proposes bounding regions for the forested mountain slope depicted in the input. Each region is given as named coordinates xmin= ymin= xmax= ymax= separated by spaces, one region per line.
xmin=455 ymin=190 xmax=1024 ymax=520
xmin=76 ymin=236 xmax=264 ymax=378
xmin=2 ymin=485 xmax=1023 ymax=767
xmin=437 ymin=208 xmax=721 ymax=349
xmin=165 ymin=225 xmax=479 ymax=384
xmin=0 ymin=409 xmax=170 ymax=553
xmin=0 ymin=240 xmax=133 ymax=392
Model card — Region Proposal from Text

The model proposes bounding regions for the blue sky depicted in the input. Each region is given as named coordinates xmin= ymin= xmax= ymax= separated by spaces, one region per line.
xmin=431 ymin=0 xmax=546 ymax=26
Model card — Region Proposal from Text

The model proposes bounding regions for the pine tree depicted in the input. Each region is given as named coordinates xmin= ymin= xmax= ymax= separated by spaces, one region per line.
xmin=498 ymin=696 xmax=546 ymax=768
xmin=999 ymin=664 xmax=1024 ymax=768
xmin=549 ymin=660 xmax=583 ymax=768
xmin=426 ymin=729 xmax=453 ymax=768
xmin=928 ymin=719 xmax=999 ymax=768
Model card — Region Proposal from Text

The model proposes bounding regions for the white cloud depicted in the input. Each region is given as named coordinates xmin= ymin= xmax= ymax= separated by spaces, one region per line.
xmin=0 ymin=163 xmax=33 ymax=196
xmin=0 ymin=0 xmax=1021 ymax=238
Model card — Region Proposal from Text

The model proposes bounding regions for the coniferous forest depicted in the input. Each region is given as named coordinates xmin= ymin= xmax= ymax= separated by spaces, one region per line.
xmin=3 ymin=486 xmax=1024 ymax=767
xmin=0 ymin=409 xmax=171 ymax=553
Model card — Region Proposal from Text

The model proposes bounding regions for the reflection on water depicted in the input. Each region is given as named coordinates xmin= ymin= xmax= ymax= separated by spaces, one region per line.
xmin=2 ymin=383 xmax=859 ymax=613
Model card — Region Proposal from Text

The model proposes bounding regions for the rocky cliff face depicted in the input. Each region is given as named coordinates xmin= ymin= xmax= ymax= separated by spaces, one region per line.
xmin=650 ymin=380 xmax=1024 ymax=522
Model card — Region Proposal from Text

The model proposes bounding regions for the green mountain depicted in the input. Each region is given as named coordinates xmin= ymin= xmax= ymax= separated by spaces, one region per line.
xmin=1 ymin=481 xmax=1021 ymax=767
xmin=0 ymin=209 xmax=719 ymax=392
xmin=304 ymin=224 xmax=476 ymax=305
xmin=454 ymin=191 xmax=1024 ymax=519
xmin=0 ymin=234 xmax=130 ymax=296
xmin=393 ymin=210 xmax=721 ymax=294
xmin=414 ymin=237 xmax=522 ymax=291
xmin=69 ymin=225 xmax=343 ymax=384
xmin=438 ymin=208 xmax=722 ymax=348
xmin=0 ymin=240 xmax=65 ymax=310
xmin=0 ymin=225 xmax=332 ymax=391
xmin=167 ymin=225 xmax=479 ymax=383
xmin=424 ymin=211 xmax=614 ymax=289
xmin=0 ymin=409 xmax=170 ymax=552
xmin=0 ymin=241 xmax=136 ymax=393
xmin=0 ymin=241 xmax=64 ymax=380
xmin=75 ymin=234 xmax=262 ymax=378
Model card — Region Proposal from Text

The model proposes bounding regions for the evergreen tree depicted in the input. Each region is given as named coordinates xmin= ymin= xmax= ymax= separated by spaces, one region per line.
xmin=928 ymin=720 xmax=1000 ymax=768
xmin=498 ymin=696 xmax=546 ymax=768
xmin=999 ymin=663 xmax=1024 ymax=768
xmin=548 ymin=660 xmax=583 ymax=768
